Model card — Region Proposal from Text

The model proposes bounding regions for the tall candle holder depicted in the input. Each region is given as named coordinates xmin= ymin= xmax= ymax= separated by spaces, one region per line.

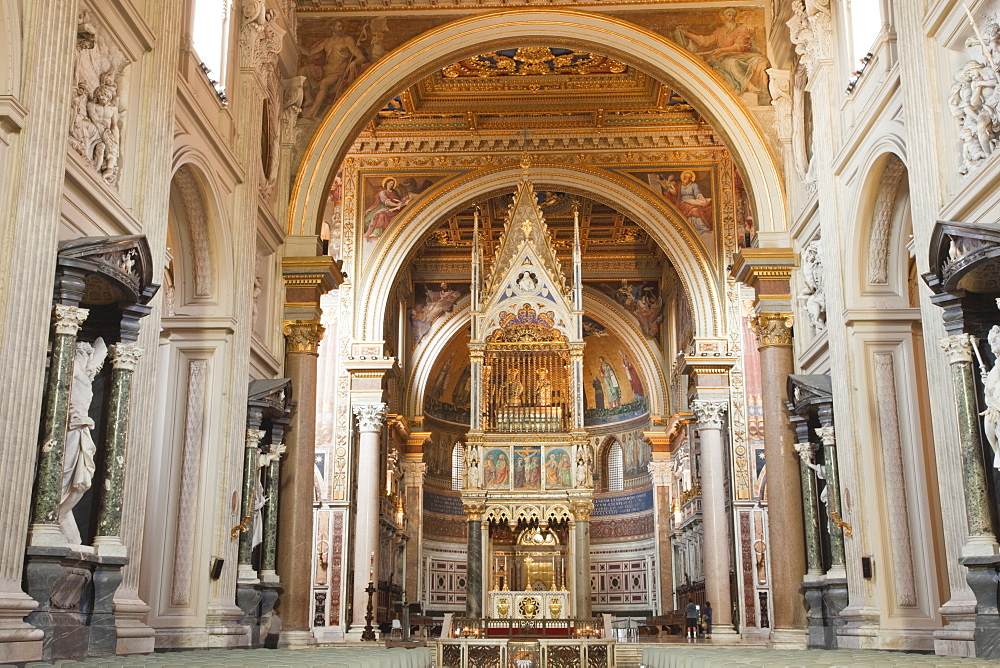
xmin=361 ymin=580 xmax=377 ymax=641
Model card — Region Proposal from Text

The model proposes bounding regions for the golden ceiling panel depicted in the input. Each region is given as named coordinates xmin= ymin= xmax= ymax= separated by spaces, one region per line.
xmin=442 ymin=48 xmax=626 ymax=78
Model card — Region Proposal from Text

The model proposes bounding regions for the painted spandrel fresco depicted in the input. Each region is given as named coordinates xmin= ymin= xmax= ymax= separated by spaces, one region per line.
xmin=627 ymin=168 xmax=716 ymax=240
xmin=581 ymin=316 xmax=649 ymax=426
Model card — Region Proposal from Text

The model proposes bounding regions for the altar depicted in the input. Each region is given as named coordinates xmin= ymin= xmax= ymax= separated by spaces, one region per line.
xmin=487 ymin=590 xmax=571 ymax=620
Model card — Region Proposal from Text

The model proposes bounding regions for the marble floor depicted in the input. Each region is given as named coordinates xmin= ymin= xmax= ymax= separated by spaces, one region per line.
xmin=3 ymin=646 xmax=432 ymax=668
xmin=639 ymin=646 xmax=1000 ymax=667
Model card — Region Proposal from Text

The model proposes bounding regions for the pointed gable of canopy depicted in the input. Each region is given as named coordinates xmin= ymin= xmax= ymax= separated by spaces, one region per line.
xmin=480 ymin=179 xmax=574 ymax=338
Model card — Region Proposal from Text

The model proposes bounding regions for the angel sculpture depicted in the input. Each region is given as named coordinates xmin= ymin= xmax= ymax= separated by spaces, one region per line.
xmin=980 ymin=325 xmax=1000 ymax=470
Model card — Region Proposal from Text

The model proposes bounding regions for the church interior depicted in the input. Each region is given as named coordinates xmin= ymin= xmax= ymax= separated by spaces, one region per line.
xmin=5 ymin=1 xmax=1000 ymax=666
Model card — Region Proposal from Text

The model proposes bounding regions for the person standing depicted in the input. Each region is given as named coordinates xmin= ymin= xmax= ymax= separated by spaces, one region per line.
xmin=684 ymin=598 xmax=700 ymax=641
xmin=702 ymin=601 xmax=713 ymax=640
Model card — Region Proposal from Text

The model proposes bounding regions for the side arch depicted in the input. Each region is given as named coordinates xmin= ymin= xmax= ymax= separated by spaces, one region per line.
xmin=289 ymin=9 xmax=785 ymax=243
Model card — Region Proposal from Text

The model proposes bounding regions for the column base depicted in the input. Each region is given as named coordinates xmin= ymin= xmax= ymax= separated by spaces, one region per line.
xmin=934 ymin=596 xmax=976 ymax=658
xmin=206 ymin=604 xmax=250 ymax=648
xmin=0 ymin=589 xmax=43 ymax=664
xmin=960 ymin=554 xmax=1000 ymax=660
xmin=704 ymin=624 xmax=740 ymax=643
xmin=836 ymin=606 xmax=881 ymax=650
xmin=277 ymin=629 xmax=317 ymax=648
xmin=768 ymin=628 xmax=807 ymax=650
xmin=27 ymin=523 xmax=68 ymax=548
xmin=93 ymin=536 xmax=127 ymax=558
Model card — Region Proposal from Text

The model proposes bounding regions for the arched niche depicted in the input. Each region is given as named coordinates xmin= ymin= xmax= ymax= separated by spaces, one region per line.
xmin=289 ymin=9 xmax=785 ymax=248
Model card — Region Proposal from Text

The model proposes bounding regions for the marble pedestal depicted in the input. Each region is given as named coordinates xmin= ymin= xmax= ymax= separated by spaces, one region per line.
xmin=960 ymin=554 xmax=1000 ymax=660
xmin=803 ymin=577 xmax=847 ymax=649
xmin=23 ymin=546 xmax=126 ymax=661
xmin=236 ymin=580 xmax=284 ymax=649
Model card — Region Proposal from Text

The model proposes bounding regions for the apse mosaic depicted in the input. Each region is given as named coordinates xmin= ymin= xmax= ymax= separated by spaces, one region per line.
xmin=582 ymin=323 xmax=649 ymax=427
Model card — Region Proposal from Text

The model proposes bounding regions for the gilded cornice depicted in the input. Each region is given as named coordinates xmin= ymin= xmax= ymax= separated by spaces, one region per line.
xmin=297 ymin=0 xmax=715 ymax=12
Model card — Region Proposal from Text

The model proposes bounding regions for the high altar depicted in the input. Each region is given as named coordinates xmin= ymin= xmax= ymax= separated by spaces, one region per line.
xmin=460 ymin=170 xmax=595 ymax=623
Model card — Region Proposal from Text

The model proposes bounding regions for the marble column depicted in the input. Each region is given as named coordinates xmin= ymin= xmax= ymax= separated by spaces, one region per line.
xmin=815 ymin=419 xmax=846 ymax=572
xmin=401 ymin=460 xmax=426 ymax=601
xmin=939 ymin=335 xmax=997 ymax=551
xmin=237 ymin=429 xmax=266 ymax=580
xmin=571 ymin=500 xmax=593 ymax=618
xmin=752 ymin=313 xmax=808 ymax=643
xmin=648 ymin=457 xmax=673 ymax=615
xmin=794 ymin=441 xmax=823 ymax=576
xmin=91 ymin=342 xmax=144 ymax=557
xmin=29 ymin=304 xmax=89 ymax=546
xmin=277 ymin=320 xmax=324 ymax=648
xmin=465 ymin=505 xmax=483 ymax=618
xmin=260 ymin=440 xmax=287 ymax=580
xmin=350 ymin=402 xmax=387 ymax=634
xmin=692 ymin=401 xmax=736 ymax=637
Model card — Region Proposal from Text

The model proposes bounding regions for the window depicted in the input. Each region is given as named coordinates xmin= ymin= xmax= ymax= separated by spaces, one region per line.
xmin=846 ymin=0 xmax=883 ymax=65
xmin=451 ymin=441 xmax=465 ymax=491
xmin=191 ymin=0 xmax=230 ymax=93
xmin=608 ymin=441 xmax=623 ymax=492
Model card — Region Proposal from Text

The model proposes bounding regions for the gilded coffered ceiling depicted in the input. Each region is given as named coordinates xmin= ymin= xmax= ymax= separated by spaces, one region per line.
xmin=408 ymin=191 xmax=666 ymax=282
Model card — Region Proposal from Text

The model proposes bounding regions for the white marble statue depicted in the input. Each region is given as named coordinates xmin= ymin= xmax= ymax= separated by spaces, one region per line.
xmin=465 ymin=443 xmax=481 ymax=488
xmin=58 ymin=337 xmax=108 ymax=545
xmin=949 ymin=21 xmax=1000 ymax=176
xmin=980 ymin=325 xmax=1000 ymax=470
xmin=575 ymin=444 xmax=592 ymax=488
xmin=800 ymin=238 xmax=826 ymax=334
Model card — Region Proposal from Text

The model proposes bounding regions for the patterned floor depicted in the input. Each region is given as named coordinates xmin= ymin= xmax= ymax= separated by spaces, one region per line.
xmin=640 ymin=645 xmax=1000 ymax=667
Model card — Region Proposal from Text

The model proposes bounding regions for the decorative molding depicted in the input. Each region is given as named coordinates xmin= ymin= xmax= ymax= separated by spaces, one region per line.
xmin=109 ymin=342 xmax=143 ymax=371
xmin=867 ymin=155 xmax=906 ymax=285
xmin=767 ymin=68 xmax=792 ymax=141
xmin=53 ymin=305 xmax=89 ymax=336
xmin=873 ymin=352 xmax=917 ymax=607
xmin=940 ymin=334 xmax=974 ymax=365
xmin=691 ymin=400 xmax=727 ymax=430
xmin=353 ymin=402 xmax=387 ymax=433
xmin=170 ymin=359 xmax=208 ymax=607
xmin=283 ymin=320 xmax=325 ymax=355
xmin=750 ymin=312 xmax=794 ymax=348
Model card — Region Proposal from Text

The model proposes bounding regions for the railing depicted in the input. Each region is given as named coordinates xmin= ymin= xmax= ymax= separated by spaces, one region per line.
xmin=487 ymin=405 xmax=570 ymax=433
xmin=452 ymin=617 xmax=604 ymax=640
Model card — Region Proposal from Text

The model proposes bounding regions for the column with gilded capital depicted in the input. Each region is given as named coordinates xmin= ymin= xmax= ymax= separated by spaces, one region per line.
xmin=692 ymin=401 xmax=736 ymax=637
xmin=464 ymin=503 xmax=484 ymax=618
xmin=815 ymin=417 xmax=846 ymax=573
xmin=753 ymin=312 xmax=808 ymax=641
xmin=277 ymin=321 xmax=325 ymax=647
xmin=350 ymin=402 xmax=387 ymax=634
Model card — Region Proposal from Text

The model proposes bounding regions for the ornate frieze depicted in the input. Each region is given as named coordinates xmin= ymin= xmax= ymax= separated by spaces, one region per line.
xmin=353 ymin=402 xmax=387 ymax=433
xmin=283 ymin=320 xmax=325 ymax=355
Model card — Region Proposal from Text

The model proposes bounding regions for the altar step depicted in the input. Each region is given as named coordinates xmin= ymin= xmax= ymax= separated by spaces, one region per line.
xmin=613 ymin=642 xmax=645 ymax=667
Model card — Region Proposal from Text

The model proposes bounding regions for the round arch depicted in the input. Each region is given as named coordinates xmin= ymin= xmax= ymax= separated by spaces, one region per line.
xmin=405 ymin=289 xmax=668 ymax=419
xmin=357 ymin=165 xmax=723 ymax=343
xmin=289 ymin=9 xmax=785 ymax=243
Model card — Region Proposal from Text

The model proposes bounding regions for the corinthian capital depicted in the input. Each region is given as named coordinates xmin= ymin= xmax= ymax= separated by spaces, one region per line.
xmin=246 ymin=428 xmax=266 ymax=450
xmin=283 ymin=319 xmax=325 ymax=355
xmin=940 ymin=334 xmax=973 ymax=365
xmin=354 ymin=402 xmax=387 ymax=433
xmin=751 ymin=312 xmax=794 ymax=348
xmin=815 ymin=425 xmax=835 ymax=446
xmin=692 ymin=400 xmax=727 ymax=429
xmin=110 ymin=342 xmax=144 ymax=371
xmin=794 ymin=441 xmax=817 ymax=462
xmin=53 ymin=305 xmax=89 ymax=336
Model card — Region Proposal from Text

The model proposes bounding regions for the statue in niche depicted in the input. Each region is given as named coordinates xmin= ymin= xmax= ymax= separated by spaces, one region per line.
xmin=59 ymin=337 xmax=108 ymax=545
xmin=575 ymin=443 xmax=592 ymax=488
xmin=800 ymin=237 xmax=826 ymax=333
xmin=499 ymin=367 xmax=525 ymax=407
xmin=465 ymin=443 xmax=481 ymax=488
xmin=534 ymin=367 xmax=553 ymax=405
xmin=980 ymin=325 xmax=1000 ymax=470
xmin=517 ymin=271 xmax=537 ymax=292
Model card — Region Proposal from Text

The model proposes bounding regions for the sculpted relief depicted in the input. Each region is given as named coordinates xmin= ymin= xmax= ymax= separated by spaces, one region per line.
xmin=69 ymin=10 xmax=128 ymax=187
xmin=949 ymin=20 xmax=1000 ymax=175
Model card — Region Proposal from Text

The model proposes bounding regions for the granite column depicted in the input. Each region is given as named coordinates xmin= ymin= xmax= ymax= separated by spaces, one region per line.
xmin=815 ymin=417 xmax=846 ymax=573
xmin=465 ymin=504 xmax=483 ymax=618
xmin=276 ymin=321 xmax=324 ymax=648
xmin=754 ymin=313 xmax=807 ymax=643
xmin=571 ymin=500 xmax=593 ymax=618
